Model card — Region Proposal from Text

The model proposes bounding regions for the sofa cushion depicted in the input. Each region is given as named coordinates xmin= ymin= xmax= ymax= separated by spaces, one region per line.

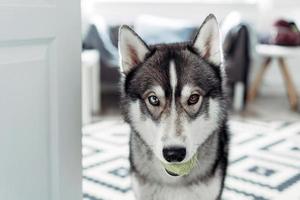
xmin=134 ymin=15 xmax=197 ymax=44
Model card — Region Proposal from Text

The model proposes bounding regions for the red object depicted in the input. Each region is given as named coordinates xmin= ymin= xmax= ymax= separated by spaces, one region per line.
xmin=274 ymin=19 xmax=290 ymax=28
xmin=271 ymin=19 xmax=300 ymax=46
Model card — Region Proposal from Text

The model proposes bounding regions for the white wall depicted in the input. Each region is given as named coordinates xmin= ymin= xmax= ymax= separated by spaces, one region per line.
xmin=85 ymin=1 xmax=258 ymax=25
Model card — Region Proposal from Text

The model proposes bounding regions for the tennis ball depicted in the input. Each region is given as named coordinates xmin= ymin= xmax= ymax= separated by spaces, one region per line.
xmin=161 ymin=154 xmax=198 ymax=176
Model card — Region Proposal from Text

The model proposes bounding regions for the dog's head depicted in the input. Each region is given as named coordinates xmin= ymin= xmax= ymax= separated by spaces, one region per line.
xmin=119 ymin=14 xmax=227 ymax=166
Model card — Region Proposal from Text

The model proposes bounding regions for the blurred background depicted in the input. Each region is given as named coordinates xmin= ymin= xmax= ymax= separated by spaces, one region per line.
xmin=81 ymin=0 xmax=300 ymax=199
xmin=81 ymin=0 xmax=300 ymax=122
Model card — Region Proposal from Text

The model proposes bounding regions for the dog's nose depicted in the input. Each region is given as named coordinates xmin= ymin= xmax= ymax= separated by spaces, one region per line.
xmin=163 ymin=147 xmax=186 ymax=162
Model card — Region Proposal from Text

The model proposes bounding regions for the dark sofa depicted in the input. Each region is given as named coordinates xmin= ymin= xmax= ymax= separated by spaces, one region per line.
xmin=83 ymin=18 xmax=251 ymax=112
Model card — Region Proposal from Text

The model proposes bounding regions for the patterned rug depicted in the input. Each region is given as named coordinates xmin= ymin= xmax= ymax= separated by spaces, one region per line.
xmin=82 ymin=119 xmax=300 ymax=200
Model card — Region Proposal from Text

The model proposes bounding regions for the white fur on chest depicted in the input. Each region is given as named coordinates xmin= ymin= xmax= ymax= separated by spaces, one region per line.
xmin=132 ymin=172 xmax=222 ymax=200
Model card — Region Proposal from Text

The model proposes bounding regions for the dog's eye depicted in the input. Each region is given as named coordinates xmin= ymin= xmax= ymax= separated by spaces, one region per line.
xmin=148 ymin=95 xmax=160 ymax=106
xmin=187 ymin=94 xmax=200 ymax=105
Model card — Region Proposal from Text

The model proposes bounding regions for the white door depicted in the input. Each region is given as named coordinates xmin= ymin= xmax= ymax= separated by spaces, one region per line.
xmin=0 ymin=0 xmax=82 ymax=200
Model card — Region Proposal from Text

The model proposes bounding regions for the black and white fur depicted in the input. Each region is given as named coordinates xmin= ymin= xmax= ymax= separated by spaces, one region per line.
xmin=119 ymin=14 xmax=229 ymax=200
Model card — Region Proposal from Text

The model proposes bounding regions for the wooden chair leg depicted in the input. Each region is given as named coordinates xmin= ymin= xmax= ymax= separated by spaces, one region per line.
xmin=248 ymin=57 xmax=272 ymax=102
xmin=278 ymin=57 xmax=298 ymax=111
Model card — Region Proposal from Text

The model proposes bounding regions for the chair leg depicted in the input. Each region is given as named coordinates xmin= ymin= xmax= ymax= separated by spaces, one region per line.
xmin=278 ymin=57 xmax=298 ymax=111
xmin=248 ymin=57 xmax=272 ymax=102
xmin=233 ymin=82 xmax=245 ymax=112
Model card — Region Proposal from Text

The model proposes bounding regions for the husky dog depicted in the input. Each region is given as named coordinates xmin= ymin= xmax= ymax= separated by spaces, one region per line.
xmin=119 ymin=14 xmax=229 ymax=200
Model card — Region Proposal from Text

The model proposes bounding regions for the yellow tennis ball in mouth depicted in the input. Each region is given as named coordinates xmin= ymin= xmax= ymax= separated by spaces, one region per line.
xmin=161 ymin=154 xmax=198 ymax=176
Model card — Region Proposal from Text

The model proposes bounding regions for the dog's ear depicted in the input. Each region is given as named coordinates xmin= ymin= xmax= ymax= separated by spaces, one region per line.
xmin=192 ymin=14 xmax=222 ymax=65
xmin=118 ymin=25 xmax=150 ymax=75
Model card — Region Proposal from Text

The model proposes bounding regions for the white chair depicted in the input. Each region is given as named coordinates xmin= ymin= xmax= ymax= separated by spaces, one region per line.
xmin=248 ymin=44 xmax=300 ymax=111
xmin=81 ymin=50 xmax=100 ymax=125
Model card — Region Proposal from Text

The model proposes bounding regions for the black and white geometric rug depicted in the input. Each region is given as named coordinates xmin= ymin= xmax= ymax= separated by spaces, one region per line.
xmin=82 ymin=119 xmax=300 ymax=200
